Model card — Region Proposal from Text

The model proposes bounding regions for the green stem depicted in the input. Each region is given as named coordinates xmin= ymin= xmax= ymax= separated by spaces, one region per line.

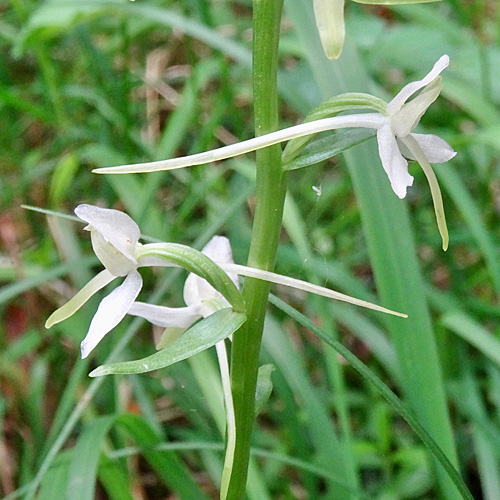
xmin=226 ymin=0 xmax=285 ymax=498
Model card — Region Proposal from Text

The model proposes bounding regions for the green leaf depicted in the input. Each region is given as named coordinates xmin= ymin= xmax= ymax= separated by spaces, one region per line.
xmin=268 ymin=294 xmax=474 ymax=500
xmin=37 ymin=451 xmax=73 ymax=500
xmin=98 ymin=456 xmax=134 ymax=500
xmin=66 ymin=416 xmax=117 ymax=500
xmin=254 ymin=364 xmax=275 ymax=417
xmin=90 ymin=309 xmax=246 ymax=376
xmin=284 ymin=128 xmax=376 ymax=170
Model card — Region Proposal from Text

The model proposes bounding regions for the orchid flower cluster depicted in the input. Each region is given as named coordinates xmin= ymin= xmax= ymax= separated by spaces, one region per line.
xmin=43 ymin=50 xmax=457 ymax=500
xmin=46 ymin=204 xmax=403 ymax=361
xmin=46 ymin=55 xmax=455 ymax=361
xmin=96 ymin=55 xmax=456 ymax=250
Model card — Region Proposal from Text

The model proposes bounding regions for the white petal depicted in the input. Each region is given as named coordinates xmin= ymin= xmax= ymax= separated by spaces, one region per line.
xmin=75 ymin=205 xmax=140 ymax=261
xmin=387 ymin=55 xmax=449 ymax=115
xmin=128 ymin=301 xmax=201 ymax=328
xmin=376 ymin=124 xmax=414 ymax=199
xmin=80 ymin=270 xmax=143 ymax=358
xmin=45 ymin=269 xmax=115 ymax=328
xmin=183 ymin=236 xmax=239 ymax=307
xmin=201 ymin=236 xmax=237 ymax=269
xmin=390 ymin=78 xmax=442 ymax=137
xmin=409 ymin=133 xmax=457 ymax=163
xmin=90 ymin=229 xmax=137 ymax=277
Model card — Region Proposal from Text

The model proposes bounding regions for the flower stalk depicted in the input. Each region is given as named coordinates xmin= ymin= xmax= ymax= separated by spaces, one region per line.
xmin=225 ymin=0 xmax=285 ymax=497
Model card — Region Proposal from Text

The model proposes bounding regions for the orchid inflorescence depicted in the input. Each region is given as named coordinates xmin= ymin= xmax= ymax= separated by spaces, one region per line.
xmin=42 ymin=52 xmax=458 ymax=500
xmin=46 ymin=56 xmax=455 ymax=361
xmin=46 ymin=205 xmax=405 ymax=361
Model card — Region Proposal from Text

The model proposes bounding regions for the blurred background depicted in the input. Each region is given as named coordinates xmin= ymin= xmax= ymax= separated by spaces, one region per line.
xmin=1 ymin=0 xmax=499 ymax=498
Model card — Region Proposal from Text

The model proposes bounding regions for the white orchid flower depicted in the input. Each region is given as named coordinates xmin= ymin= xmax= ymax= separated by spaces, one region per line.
xmin=45 ymin=204 xmax=172 ymax=359
xmin=46 ymin=206 xmax=407 ymax=358
xmin=127 ymin=236 xmax=239 ymax=337
xmin=378 ymin=55 xmax=456 ymax=198
xmin=95 ymin=56 xmax=455 ymax=249
xmin=376 ymin=55 xmax=456 ymax=249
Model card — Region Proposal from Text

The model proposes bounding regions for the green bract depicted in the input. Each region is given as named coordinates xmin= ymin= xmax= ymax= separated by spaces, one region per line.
xmin=282 ymin=92 xmax=387 ymax=165
xmin=89 ymin=308 xmax=246 ymax=376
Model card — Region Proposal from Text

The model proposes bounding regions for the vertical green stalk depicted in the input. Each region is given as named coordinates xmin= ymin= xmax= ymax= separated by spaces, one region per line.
xmin=226 ymin=0 xmax=285 ymax=498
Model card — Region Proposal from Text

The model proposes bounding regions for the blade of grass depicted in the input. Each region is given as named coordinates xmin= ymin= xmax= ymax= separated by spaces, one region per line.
xmin=268 ymin=293 xmax=473 ymax=500
xmin=263 ymin=314 xmax=360 ymax=498
xmin=66 ymin=416 xmax=117 ymax=500
xmin=441 ymin=311 xmax=500 ymax=369
xmin=284 ymin=2 xmax=461 ymax=497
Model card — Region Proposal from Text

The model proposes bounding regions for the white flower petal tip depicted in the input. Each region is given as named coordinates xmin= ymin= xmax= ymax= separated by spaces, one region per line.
xmin=411 ymin=134 xmax=456 ymax=163
xmin=201 ymin=236 xmax=234 ymax=263
xmin=387 ymin=55 xmax=450 ymax=115
xmin=75 ymin=204 xmax=141 ymax=277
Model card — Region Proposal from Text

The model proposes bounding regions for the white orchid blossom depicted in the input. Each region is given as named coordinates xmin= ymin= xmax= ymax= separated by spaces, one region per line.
xmin=95 ymin=56 xmax=455 ymax=249
xmin=46 ymin=205 xmax=407 ymax=359
xmin=377 ymin=55 xmax=456 ymax=249
xmin=127 ymin=236 xmax=239 ymax=335
xmin=45 ymin=204 xmax=173 ymax=359
xmin=378 ymin=55 xmax=456 ymax=198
